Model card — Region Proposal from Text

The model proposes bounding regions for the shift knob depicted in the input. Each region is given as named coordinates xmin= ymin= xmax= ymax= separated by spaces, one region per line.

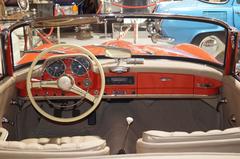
xmin=126 ymin=117 xmax=133 ymax=125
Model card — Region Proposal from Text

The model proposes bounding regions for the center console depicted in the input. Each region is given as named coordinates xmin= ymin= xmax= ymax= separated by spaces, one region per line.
xmin=104 ymin=73 xmax=137 ymax=95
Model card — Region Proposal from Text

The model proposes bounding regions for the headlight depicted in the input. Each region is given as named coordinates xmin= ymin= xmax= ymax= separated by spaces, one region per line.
xmin=199 ymin=35 xmax=225 ymax=57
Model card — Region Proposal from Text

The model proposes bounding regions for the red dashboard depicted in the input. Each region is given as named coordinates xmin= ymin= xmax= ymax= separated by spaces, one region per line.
xmin=16 ymin=72 xmax=222 ymax=98
xmin=103 ymin=72 xmax=222 ymax=96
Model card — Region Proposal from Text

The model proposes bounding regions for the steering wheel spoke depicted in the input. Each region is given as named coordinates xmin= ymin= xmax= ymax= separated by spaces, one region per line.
xmin=71 ymin=84 xmax=96 ymax=103
xmin=31 ymin=80 xmax=58 ymax=89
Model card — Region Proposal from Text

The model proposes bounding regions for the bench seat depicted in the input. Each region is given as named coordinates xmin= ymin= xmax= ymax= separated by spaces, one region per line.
xmin=137 ymin=127 xmax=240 ymax=153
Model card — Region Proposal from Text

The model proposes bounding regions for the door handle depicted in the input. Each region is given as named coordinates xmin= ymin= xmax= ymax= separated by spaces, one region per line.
xmin=160 ymin=77 xmax=172 ymax=82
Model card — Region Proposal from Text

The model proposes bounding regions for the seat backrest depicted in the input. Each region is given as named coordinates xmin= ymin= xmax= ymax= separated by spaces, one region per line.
xmin=137 ymin=127 xmax=240 ymax=153
xmin=0 ymin=135 xmax=109 ymax=151
xmin=0 ymin=134 xmax=109 ymax=158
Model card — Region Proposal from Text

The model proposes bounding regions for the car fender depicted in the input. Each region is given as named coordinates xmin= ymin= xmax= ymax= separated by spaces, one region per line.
xmin=161 ymin=19 xmax=225 ymax=44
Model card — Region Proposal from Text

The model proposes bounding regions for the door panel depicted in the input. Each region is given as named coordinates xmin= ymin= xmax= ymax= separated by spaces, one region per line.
xmin=0 ymin=36 xmax=3 ymax=79
xmin=0 ymin=31 xmax=18 ymax=137
xmin=223 ymin=76 xmax=240 ymax=127
xmin=0 ymin=76 xmax=19 ymax=140
xmin=0 ymin=77 xmax=17 ymax=126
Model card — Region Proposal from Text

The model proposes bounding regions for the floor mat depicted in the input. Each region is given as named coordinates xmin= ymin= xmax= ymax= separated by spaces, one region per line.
xmin=20 ymin=99 xmax=221 ymax=154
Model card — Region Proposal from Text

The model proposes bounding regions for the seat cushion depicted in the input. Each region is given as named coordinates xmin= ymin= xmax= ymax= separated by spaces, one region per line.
xmin=0 ymin=128 xmax=8 ymax=141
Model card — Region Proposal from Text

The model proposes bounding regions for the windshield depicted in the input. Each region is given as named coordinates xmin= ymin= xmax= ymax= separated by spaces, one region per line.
xmin=199 ymin=0 xmax=228 ymax=3
xmin=10 ymin=15 xmax=227 ymax=67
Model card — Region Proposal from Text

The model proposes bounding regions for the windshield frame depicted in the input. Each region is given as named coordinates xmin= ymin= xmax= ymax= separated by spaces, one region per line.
xmin=7 ymin=14 xmax=232 ymax=71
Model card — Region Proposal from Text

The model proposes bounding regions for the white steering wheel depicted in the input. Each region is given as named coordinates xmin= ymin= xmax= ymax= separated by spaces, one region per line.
xmin=26 ymin=44 xmax=105 ymax=123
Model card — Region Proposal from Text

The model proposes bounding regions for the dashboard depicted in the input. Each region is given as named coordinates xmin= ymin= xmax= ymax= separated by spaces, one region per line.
xmin=16 ymin=56 xmax=223 ymax=99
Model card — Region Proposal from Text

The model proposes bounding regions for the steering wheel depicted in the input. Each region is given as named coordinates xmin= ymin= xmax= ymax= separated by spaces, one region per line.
xmin=26 ymin=44 xmax=105 ymax=123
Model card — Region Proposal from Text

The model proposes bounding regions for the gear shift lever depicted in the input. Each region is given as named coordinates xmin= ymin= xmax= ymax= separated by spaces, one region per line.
xmin=118 ymin=117 xmax=134 ymax=154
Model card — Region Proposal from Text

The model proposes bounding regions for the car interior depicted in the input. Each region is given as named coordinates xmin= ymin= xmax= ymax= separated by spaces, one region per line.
xmin=0 ymin=15 xmax=240 ymax=158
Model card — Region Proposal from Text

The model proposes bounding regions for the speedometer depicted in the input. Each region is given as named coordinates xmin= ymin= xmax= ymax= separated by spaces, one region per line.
xmin=71 ymin=57 xmax=91 ymax=76
xmin=46 ymin=60 xmax=65 ymax=78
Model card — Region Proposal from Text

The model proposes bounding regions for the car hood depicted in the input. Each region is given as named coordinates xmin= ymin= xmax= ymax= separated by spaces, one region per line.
xmin=17 ymin=40 xmax=218 ymax=65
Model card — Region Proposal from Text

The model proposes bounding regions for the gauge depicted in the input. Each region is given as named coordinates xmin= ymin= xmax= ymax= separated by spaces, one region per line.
xmin=46 ymin=60 xmax=65 ymax=78
xmin=71 ymin=57 xmax=91 ymax=76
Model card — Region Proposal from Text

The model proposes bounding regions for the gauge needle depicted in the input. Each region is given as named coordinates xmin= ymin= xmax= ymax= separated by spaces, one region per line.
xmin=54 ymin=67 xmax=57 ymax=76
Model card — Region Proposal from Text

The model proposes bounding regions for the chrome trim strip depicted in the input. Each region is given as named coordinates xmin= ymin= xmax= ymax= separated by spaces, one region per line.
xmin=20 ymin=94 xmax=218 ymax=100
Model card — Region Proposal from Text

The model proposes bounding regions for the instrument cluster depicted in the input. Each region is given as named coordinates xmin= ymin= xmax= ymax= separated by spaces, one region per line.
xmin=45 ymin=56 xmax=91 ymax=78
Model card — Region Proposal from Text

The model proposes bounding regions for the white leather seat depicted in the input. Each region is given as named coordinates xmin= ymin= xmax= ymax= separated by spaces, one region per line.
xmin=0 ymin=127 xmax=8 ymax=141
xmin=0 ymin=128 xmax=109 ymax=158
xmin=137 ymin=127 xmax=240 ymax=153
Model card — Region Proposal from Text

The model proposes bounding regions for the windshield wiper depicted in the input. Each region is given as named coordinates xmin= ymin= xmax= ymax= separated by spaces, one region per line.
xmin=23 ymin=50 xmax=65 ymax=54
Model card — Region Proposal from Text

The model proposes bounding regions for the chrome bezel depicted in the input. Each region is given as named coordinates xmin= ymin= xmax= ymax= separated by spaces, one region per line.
xmin=70 ymin=56 xmax=92 ymax=76
xmin=45 ymin=59 xmax=66 ymax=78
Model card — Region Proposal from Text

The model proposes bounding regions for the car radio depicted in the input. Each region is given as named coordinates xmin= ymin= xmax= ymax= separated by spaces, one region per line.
xmin=106 ymin=76 xmax=135 ymax=85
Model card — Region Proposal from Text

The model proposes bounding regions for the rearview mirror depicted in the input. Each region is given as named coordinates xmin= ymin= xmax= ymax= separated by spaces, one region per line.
xmin=105 ymin=47 xmax=131 ymax=59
